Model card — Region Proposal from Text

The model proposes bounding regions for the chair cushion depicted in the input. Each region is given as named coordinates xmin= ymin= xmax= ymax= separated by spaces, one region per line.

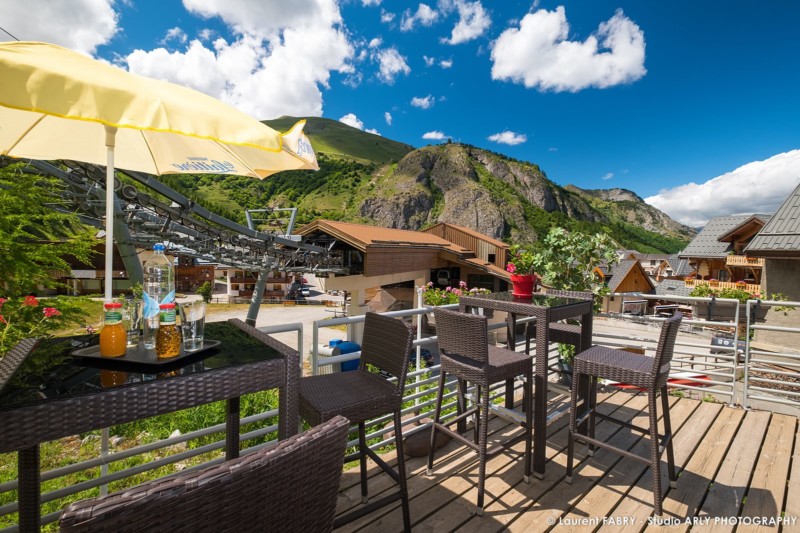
xmin=441 ymin=345 xmax=531 ymax=386
xmin=574 ymin=345 xmax=668 ymax=389
xmin=299 ymin=371 xmax=398 ymax=427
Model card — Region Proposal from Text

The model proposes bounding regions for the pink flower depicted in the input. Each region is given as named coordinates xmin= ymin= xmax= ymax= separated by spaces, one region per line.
xmin=0 ymin=297 xmax=6 ymax=308
xmin=43 ymin=307 xmax=61 ymax=318
xmin=506 ymin=262 xmax=517 ymax=274
xmin=459 ymin=280 xmax=467 ymax=289
xmin=452 ymin=289 xmax=462 ymax=296
xmin=23 ymin=296 xmax=38 ymax=307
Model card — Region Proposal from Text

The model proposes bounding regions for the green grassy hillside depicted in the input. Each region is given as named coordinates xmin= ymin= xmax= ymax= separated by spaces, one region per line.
xmin=155 ymin=120 xmax=691 ymax=253
xmin=264 ymin=116 xmax=414 ymax=164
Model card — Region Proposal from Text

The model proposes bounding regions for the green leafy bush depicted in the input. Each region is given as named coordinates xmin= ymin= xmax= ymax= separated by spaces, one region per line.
xmin=196 ymin=281 xmax=213 ymax=303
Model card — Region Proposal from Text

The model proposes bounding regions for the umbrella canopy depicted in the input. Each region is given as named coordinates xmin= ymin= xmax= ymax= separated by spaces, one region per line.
xmin=366 ymin=289 xmax=397 ymax=313
xmin=0 ymin=41 xmax=318 ymax=301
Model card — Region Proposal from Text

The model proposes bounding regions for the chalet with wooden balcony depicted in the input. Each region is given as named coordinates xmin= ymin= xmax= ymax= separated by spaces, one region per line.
xmin=678 ymin=214 xmax=770 ymax=294
xmin=221 ymin=269 xmax=293 ymax=300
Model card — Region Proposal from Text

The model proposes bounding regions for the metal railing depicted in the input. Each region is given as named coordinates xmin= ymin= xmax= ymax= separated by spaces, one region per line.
xmin=742 ymin=298 xmax=800 ymax=410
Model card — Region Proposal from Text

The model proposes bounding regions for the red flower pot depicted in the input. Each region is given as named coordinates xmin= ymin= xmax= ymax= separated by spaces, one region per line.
xmin=510 ymin=274 xmax=536 ymax=298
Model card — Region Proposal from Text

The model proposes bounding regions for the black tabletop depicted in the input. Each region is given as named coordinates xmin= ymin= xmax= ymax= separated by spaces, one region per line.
xmin=0 ymin=321 xmax=283 ymax=412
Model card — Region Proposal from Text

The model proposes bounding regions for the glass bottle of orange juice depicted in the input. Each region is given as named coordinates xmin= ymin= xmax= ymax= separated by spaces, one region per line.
xmin=100 ymin=302 xmax=126 ymax=357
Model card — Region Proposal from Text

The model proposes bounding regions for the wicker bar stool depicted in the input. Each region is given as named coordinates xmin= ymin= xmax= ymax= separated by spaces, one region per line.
xmin=60 ymin=416 xmax=350 ymax=533
xmin=522 ymin=289 xmax=594 ymax=354
xmin=566 ymin=312 xmax=683 ymax=516
xmin=298 ymin=312 xmax=414 ymax=531
xmin=427 ymin=308 xmax=533 ymax=516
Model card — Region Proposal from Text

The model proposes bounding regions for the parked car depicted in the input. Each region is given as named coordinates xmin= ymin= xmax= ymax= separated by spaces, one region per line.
xmin=301 ymin=285 xmax=311 ymax=297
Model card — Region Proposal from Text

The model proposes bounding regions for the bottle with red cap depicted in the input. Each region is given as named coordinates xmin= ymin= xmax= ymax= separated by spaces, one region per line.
xmin=156 ymin=302 xmax=180 ymax=358
xmin=100 ymin=302 xmax=126 ymax=357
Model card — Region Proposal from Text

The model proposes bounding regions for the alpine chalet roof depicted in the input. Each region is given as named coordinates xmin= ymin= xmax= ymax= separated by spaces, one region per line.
xmin=606 ymin=259 xmax=655 ymax=292
xmin=296 ymin=220 xmax=468 ymax=253
xmin=679 ymin=215 xmax=769 ymax=259
xmin=666 ymin=254 xmax=693 ymax=277
xmin=423 ymin=222 xmax=508 ymax=249
xmin=745 ymin=182 xmax=800 ymax=257
xmin=655 ymin=279 xmax=693 ymax=298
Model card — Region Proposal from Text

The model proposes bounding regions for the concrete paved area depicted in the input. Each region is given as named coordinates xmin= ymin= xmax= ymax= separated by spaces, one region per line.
xmin=203 ymin=273 xmax=346 ymax=365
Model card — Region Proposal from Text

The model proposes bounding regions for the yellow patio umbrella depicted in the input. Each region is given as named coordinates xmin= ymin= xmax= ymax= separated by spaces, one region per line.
xmin=0 ymin=41 xmax=318 ymax=301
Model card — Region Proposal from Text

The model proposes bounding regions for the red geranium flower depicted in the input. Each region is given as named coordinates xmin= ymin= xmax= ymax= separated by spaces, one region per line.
xmin=23 ymin=295 xmax=39 ymax=307
xmin=43 ymin=307 xmax=61 ymax=318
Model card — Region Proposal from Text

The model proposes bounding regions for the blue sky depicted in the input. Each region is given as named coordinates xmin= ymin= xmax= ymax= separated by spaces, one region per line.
xmin=2 ymin=0 xmax=799 ymax=226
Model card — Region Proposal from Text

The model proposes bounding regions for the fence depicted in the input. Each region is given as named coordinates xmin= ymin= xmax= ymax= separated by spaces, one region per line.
xmin=2 ymin=292 xmax=798 ymax=531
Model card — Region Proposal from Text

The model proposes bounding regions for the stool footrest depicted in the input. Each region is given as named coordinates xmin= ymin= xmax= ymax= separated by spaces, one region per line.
xmin=333 ymin=491 xmax=403 ymax=528
xmin=575 ymin=435 xmax=651 ymax=466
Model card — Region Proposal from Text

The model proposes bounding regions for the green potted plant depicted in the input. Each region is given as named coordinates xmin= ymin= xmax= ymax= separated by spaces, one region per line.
xmin=527 ymin=227 xmax=620 ymax=383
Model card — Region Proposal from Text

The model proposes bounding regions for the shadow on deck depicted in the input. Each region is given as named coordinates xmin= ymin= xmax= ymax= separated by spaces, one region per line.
xmin=333 ymin=389 xmax=799 ymax=532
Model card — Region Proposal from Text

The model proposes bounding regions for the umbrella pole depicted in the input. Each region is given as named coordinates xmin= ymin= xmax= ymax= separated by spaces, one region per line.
xmin=104 ymin=126 xmax=118 ymax=303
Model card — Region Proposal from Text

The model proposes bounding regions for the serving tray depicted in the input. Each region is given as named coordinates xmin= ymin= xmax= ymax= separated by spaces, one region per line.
xmin=71 ymin=339 xmax=221 ymax=367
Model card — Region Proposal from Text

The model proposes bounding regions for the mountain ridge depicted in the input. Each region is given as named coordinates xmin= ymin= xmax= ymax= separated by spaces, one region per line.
xmin=160 ymin=116 xmax=695 ymax=253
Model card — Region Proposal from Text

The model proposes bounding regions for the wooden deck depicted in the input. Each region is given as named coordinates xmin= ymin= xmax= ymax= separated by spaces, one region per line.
xmin=333 ymin=389 xmax=799 ymax=532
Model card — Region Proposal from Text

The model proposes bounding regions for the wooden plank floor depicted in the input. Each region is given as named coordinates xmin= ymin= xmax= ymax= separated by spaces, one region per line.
xmin=333 ymin=390 xmax=799 ymax=532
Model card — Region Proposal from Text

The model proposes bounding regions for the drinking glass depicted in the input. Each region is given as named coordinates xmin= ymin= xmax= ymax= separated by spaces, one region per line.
xmin=121 ymin=298 xmax=143 ymax=348
xmin=179 ymin=301 xmax=206 ymax=352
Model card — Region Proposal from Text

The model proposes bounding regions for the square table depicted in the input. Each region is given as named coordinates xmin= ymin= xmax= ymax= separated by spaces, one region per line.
xmin=459 ymin=291 xmax=593 ymax=478
xmin=0 ymin=318 xmax=299 ymax=532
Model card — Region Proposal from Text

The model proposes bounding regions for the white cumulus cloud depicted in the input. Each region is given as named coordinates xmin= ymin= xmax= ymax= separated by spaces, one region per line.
xmin=339 ymin=113 xmax=365 ymax=130
xmin=602 ymin=172 xmax=614 ymax=180
xmin=645 ymin=150 xmax=800 ymax=227
xmin=441 ymin=0 xmax=491 ymax=45
xmin=411 ymin=95 xmax=435 ymax=109
xmin=423 ymin=55 xmax=436 ymax=67
xmin=161 ymin=27 xmax=188 ymax=45
xmin=381 ymin=9 xmax=395 ymax=23
xmin=423 ymin=131 xmax=447 ymax=141
xmin=0 ymin=0 xmax=118 ymax=54
xmin=198 ymin=28 xmax=216 ymax=41
xmin=362 ymin=0 xmax=381 ymax=6
xmin=366 ymin=128 xmax=381 ymax=135
xmin=491 ymin=6 xmax=646 ymax=92
xmin=401 ymin=3 xmax=439 ymax=32
xmin=385 ymin=112 xmax=393 ymax=125
xmin=440 ymin=59 xmax=453 ymax=68
xmin=488 ymin=131 xmax=527 ymax=146
xmin=373 ymin=47 xmax=411 ymax=84
xmin=123 ymin=0 xmax=354 ymax=119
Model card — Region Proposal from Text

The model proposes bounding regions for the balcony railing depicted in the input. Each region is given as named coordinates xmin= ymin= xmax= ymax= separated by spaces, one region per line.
xmin=726 ymin=255 xmax=765 ymax=267
xmin=684 ymin=279 xmax=760 ymax=293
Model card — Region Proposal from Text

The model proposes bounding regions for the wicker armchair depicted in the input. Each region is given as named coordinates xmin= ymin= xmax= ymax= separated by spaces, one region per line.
xmin=298 ymin=312 xmax=415 ymax=531
xmin=522 ymin=289 xmax=594 ymax=354
xmin=427 ymin=308 xmax=533 ymax=516
xmin=59 ymin=415 xmax=350 ymax=533
xmin=566 ymin=312 xmax=683 ymax=516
